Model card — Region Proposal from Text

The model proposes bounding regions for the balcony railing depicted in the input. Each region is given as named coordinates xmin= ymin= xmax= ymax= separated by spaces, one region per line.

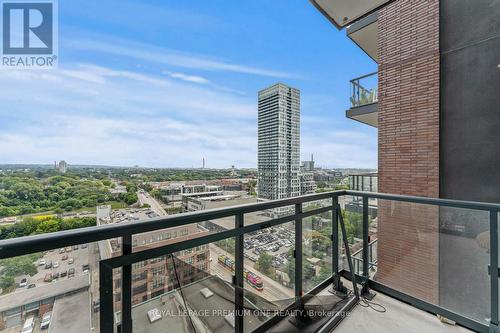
xmin=350 ymin=72 xmax=378 ymax=107
xmin=0 ymin=190 xmax=498 ymax=333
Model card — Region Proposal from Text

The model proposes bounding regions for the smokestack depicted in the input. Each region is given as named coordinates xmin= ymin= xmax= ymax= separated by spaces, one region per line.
xmin=203 ymin=157 xmax=205 ymax=169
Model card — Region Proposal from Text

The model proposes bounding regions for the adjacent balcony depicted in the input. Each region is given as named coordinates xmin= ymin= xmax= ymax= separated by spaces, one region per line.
xmin=0 ymin=191 xmax=497 ymax=333
xmin=347 ymin=72 xmax=378 ymax=127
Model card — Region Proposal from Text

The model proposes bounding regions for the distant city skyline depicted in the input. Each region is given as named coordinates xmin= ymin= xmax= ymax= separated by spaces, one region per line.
xmin=0 ymin=1 xmax=377 ymax=169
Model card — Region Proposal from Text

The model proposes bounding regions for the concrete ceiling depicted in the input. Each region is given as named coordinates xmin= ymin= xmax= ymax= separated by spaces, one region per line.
xmin=348 ymin=20 xmax=378 ymax=62
xmin=310 ymin=0 xmax=389 ymax=28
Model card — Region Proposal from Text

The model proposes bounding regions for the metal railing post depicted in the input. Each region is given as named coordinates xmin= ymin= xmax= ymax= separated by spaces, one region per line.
xmin=362 ymin=197 xmax=370 ymax=295
xmin=235 ymin=213 xmax=244 ymax=333
xmin=490 ymin=210 xmax=499 ymax=332
xmin=121 ymin=235 xmax=132 ymax=333
xmin=295 ymin=203 xmax=303 ymax=304
xmin=332 ymin=196 xmax=341 ymax=290
xmin=99 ymin=262 xmax=114 ymax=333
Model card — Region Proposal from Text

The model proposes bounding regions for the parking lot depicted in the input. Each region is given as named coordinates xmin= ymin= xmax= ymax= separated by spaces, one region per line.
xmin=14 ymin=244 xmax=91 ymax=292
xmin=244 ymin=225 xmax=294 ymax=268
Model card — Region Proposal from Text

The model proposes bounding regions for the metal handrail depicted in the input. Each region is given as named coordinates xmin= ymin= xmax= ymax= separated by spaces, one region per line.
xmin=0 ymin=190 xmax=498 ymax=333
xmin=0 ymin=191 xmax=342 ymax=259
xmin=2 ymin=190 xmax=500 ymax=259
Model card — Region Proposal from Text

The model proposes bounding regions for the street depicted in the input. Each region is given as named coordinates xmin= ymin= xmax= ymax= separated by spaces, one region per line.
xmin=137 ymin=190 xmax=167 ymax=216
xmin=209 ymin=244 xmax=294 ymax=302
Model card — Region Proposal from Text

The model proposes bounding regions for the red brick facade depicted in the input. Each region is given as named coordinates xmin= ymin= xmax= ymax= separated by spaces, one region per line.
xmin=376 ymin=0 xmax=440 ymax=303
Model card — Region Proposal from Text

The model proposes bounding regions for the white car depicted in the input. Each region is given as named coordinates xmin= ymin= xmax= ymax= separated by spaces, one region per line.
xmin=39 ymin=259 xmax=46 ymax=266
xmin=40 ymin=311 xmax=52 ymax=329
xmin=53 ymin=261 xmax=59 ymax=268
xmin=21 ymin=316 xmax=34 ymax=333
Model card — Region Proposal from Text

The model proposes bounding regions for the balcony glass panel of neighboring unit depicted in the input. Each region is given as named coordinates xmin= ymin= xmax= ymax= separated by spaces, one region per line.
xmin=310 ymin=0 xmax=390 ymax=28
xmin=346 ymin=72 xmax=378 ymax=127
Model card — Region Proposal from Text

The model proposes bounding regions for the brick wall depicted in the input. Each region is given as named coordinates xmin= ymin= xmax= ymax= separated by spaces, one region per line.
xmin=376 ymin=0 xmax=440 ymax=303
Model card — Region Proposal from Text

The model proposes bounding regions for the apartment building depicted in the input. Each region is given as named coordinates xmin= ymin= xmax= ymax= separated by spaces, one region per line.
xmin=311 ymin=0 xmax=499 ymax=323
xmin=96 ymin=207 xmax=210 ymax=310
xmin=300 ymin=172 xmax=317 ymax=195
xmin=257 ymin=83 xmax=301 ymax=202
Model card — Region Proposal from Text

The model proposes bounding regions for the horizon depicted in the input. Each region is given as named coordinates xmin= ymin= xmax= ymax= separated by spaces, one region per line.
xmin=0 ymin=162 xmax=378 ymax=172
xmin=0 ymin=1 xmax=377 ymax=169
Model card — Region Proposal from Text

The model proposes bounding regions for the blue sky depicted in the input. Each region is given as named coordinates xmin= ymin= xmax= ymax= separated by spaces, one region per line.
xmin=0 ymin=0 xmax=377 ymax=168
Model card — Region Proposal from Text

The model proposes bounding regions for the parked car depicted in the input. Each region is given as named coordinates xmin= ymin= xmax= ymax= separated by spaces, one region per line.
xmin=52 ymin=272 xmax=60 ymax=279
xmin=27 ymin=283 xmax=36 ymax=289
xmin=65 ymin=246 xmax=72 ymax=252
xmin=68 ymin=268 xmax=75 ymax=277
xmin=44 ymin=273 xmax=52 ymax=282
xmin=40 ymin=311 xmax=52 ymax=329
xmin=61 ymin=254 xmax=68 ymax=260
xmin=19 ymin=278 xmax=28 ymax=288
xmin=68 ymin=258 xmax=74 ymax=264
xmin=21 ymin=316 xmax=35 ymax=333
xmin=81 ymin=244 xmax=88 ymax=249
xmin=53 ymin=261 xmax=59 ymax=268
xmin=82 ymin=264 xmax=90 ymax=273
xmin=59 ymin=248 xmax=65 ymax=254
xmin=72 ymin=245 xmax=79 ymax=250
xmin=45 ymin=261 xmax=52 ymax=269
xmin=60 ymin=270 xmax=67 ymax=278
xmin=38 ymin=259 xmax=46 ymax=266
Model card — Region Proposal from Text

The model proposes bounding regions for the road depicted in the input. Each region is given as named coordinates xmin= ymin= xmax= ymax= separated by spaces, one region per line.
xmin=137 ymin=191 xmax=167 ymax=216
xmin=209 ymin=244 xmax=294 ymax=302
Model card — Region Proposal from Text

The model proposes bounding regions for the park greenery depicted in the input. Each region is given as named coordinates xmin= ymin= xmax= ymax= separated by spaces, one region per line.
xmin=0 ymin=169 xmax=138 ymax=217
xmin=0 ymin=216 xmax=96 ymax=240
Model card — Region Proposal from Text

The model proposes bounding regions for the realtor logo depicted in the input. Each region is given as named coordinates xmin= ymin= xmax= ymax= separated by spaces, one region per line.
xmin=1 ymin=0 xmax=57 ymax=68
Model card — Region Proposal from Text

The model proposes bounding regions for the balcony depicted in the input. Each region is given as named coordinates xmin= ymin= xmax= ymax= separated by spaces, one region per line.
xmin=347 ymin=72 xmax=378 ymax=127
xmin=309 ymin=0 xmax=389 ymax=29
xmin=0 ymin=191 xmax=497 ymax=333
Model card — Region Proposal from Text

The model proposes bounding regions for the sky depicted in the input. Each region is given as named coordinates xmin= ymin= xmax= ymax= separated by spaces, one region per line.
xmin=0 ymin=0 xmax=378 ymax=169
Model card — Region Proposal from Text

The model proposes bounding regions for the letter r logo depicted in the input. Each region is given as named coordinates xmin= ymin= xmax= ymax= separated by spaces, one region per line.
xmin=2 ymin=1 xmax=53 ymax=54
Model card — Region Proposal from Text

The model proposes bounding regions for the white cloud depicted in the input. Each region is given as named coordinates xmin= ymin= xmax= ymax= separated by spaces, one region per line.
xmin=0 ymin=64 xmax=258 ymax=167
xmin=67 ymin=38 xmax=297 ymax=79
xmin=165 ymin=72 xmax=210 ymax=84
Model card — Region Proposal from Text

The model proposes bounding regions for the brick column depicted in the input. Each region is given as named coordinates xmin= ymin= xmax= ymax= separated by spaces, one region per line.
xmin=377 ymin=0 xmax=440 ymax=303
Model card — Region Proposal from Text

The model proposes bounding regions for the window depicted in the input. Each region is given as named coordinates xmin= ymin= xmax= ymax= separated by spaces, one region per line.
xmin=133 ymin=271 xmax=147 ymax=281
xmin=133 ymin=261 xmax=146 ymax=269
xmin=153 ymin=277 xmax=165 ymax=289
xmin=152 ymin=266 xmax=165 ymax=276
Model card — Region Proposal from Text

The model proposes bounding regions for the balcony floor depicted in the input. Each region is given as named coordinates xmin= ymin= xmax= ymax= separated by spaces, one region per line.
xmin=333 ymin=291 xmax=472 ymax=333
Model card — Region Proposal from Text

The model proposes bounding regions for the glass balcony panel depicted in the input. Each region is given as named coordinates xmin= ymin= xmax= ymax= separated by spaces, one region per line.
xmin=243 ymin=221 xmax=295 ymax=331
xmin=374 ymin=199 xmax=490 ymax=325
xmin=0 ymin=242 xmax=99 ymax=332
xmin=350 ymin=72 xmax=378 ymax=108
xmin=123 ymin=240 xmax=235 ymax=332
xmin=302 ymin=199 xmax=333 ymax=293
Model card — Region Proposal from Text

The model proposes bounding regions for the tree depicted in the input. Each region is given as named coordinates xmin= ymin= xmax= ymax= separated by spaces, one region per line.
xmin=35 ymin=219 xmax=59 ymax=234
xmin=256 ymin=253 xmax=273 ymax=276
xmin=0 ymin=276 xmax=14 ymax=291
